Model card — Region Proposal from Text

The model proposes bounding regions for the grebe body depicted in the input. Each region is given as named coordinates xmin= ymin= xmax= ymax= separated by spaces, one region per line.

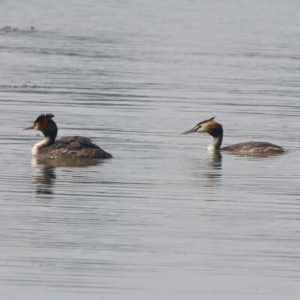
xmin=24 ymin=114 xmax=112 ymax=159
xmin=182 ymin=117 xmax=287 ymax=155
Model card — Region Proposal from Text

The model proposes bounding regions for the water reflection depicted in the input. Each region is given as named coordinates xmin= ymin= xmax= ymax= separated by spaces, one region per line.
xmin=31 ymin=157 xmax=104 ymax=168
xmin=202 ymin=152 xmax=222 ymax=187
xmin=32 ymin=164 xmax=56 ymax=196
xmin=208 ymin=151 xmax=222 ymax=166
xmin=185 ymin=152 xmax=222 ymax=189
xmin=31 ymin=157 xmax=104 ymax=197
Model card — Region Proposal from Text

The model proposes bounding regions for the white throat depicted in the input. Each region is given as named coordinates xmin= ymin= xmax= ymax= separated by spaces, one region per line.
xmin=207 ymin=136 xmax=222 ymax=152
xmin=31 ymin=137 xmax=52 ymax=156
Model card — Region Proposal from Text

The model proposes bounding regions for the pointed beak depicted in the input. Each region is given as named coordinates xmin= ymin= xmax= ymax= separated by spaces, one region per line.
xmin=23 ymin=125 xmax=35 ymax=130
xmin=181 ymin=128 xmax=196 ymax=134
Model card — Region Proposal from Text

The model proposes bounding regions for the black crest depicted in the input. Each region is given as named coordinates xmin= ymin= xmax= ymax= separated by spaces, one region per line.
xmin=196 ymin=117 xmax=215 ymax=127
xmin=35 ymin=113 xmax=55 ymax=123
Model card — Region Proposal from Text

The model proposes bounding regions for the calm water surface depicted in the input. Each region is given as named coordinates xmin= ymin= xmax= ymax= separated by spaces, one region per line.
xmin=1 ymin=0 xmax=300 ymax=299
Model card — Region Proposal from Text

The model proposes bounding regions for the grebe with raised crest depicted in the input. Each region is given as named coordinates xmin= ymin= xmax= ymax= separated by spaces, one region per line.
xmin=182 ymin=117 xmax=287 ymax=155
xmin=24 ymin=113 xmax=112 ymax=159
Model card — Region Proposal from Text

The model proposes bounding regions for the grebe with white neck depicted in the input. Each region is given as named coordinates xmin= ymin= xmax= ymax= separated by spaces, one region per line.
xmin=182 ymin=117 xmax=287 ymax=155
xmin=24 ymin=113 xmax=112 ymax=159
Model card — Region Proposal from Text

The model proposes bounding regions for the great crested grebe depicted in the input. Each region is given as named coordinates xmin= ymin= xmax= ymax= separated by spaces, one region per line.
xmin=182 ymin=117 xmax=287 ymax=154
xmin=24 ymin=113 xmax=112 ymax=159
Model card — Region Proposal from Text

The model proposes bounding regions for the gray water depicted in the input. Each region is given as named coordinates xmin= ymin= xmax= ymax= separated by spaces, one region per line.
xmin=1 ymin=1 xmax=300 ymax=299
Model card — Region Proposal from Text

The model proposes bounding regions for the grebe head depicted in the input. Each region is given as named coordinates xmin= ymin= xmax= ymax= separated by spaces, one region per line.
xmin=182 ymin=117 xmax=222 ymax=137
xmin=182 ymin=117 xmax=224 ymax=151
xmin=24 ymin=113 xmax=58 ymax=141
